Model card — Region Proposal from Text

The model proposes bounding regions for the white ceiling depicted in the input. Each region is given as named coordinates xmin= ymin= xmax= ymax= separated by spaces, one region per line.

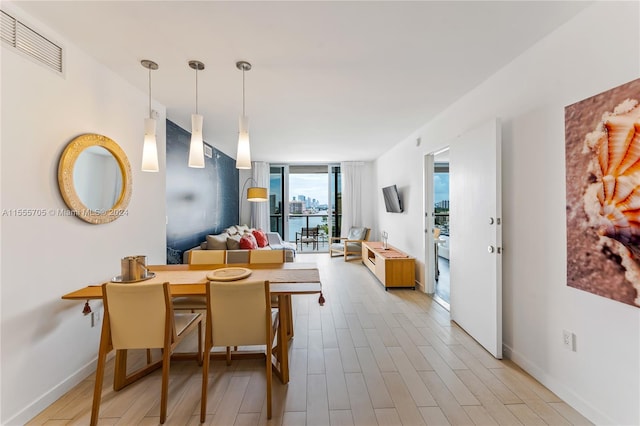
xmin=13 ymin=1 xmax=589 ymax=163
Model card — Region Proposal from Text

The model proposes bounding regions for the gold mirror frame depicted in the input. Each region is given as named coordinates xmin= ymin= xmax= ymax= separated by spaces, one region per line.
xmin=58 ymin=133 xmax=132 ymax=224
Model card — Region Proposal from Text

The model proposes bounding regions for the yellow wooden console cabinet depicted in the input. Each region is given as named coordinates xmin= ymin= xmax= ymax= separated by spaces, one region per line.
xmin=362 ymin=241 xmax=416 ymax=290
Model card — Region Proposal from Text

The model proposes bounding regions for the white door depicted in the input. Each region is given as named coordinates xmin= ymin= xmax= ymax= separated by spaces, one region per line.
xmin=449 ymin=118 xmax=502 ymax=358
xmin=424 ymin=153 xmax=436 ymax=294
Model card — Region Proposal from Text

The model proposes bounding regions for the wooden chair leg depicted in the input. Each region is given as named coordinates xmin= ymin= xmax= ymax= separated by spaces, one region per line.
xmin=90 ymin=348 xmax=107 ymax=426
xmin=200 ymin=337 xmax=212 ymax=423
xmin=160 ymin=345 xmax=171 ymax=423
xmin=90 ymin=315 xmax=112 ymax=426
xmin=226 ymin=346 xmax=231 ymax=365
xmin=266 ymin=342 xmax=272 ymax=419
xmin=197 ymin=323 xmax=203 ymax=366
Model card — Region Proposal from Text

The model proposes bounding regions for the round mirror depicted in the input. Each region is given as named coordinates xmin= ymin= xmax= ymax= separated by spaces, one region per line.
xmin=58 ymin=134 xmax=132 ymax=224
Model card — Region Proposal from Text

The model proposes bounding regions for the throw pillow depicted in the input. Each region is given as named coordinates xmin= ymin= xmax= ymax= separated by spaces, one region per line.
xmin=236 ymin=224 xmax=250 ymax=234
xmin=252 ymin=229 xmax=268 ymax=248
xmin=239 ymin=233 xmax=258 ymax=250
xmin=226 ymin=234 xmax=241 ymax=250
xmin=225 ymin=226 xmax=239 ymax=235
xmin=206 ymin=233 xmax=228 ymax=250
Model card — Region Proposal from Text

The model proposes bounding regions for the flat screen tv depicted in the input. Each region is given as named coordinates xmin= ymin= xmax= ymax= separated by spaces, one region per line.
xmin=382 ymin=185 xmax=403 ymax=213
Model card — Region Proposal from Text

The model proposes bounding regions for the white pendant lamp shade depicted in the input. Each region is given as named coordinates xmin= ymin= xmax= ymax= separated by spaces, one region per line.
xmin=188 ymin=60 xmax=205 ymax=168
xmin=188 ymin=114 xmax=205 ymax=168
xmin=141 ymin=59 xmax=159 ymax=172
xmin=141 ymin=117 xmax=159 ymax=172
xmin=236 ymin=115 xmax=251 ymax=169
xmin=236 ymin=61 xmax=253 ymax=170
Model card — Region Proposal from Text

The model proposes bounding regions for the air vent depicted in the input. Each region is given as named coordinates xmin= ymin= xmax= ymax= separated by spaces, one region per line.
xmin=1 ymin=10 xmax=63 ymax=73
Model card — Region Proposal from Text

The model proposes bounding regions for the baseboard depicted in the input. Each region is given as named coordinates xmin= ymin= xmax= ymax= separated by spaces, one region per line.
xmin=5 ymin=355 xmax=102 ymax=425
xmin=503 ymin=344 xmax=615 ymax=425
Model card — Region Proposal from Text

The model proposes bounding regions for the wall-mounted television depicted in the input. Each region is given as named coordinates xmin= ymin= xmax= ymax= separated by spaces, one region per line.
xmin=382 ymin=185 xmax=403 ymax=213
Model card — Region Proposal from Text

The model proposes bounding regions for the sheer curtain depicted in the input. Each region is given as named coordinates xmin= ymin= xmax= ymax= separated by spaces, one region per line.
xmin=340 ymin=161 xmax=363 ymax=235
xmin=251 ymin=161 xmax=270 ymax=230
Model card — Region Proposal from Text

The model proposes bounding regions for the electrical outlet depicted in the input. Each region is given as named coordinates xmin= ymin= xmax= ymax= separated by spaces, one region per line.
xmin=563 ymin=329 xmax=576 ymax=351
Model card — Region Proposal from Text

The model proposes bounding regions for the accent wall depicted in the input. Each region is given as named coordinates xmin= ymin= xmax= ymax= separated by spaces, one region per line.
xmin=165 ymin=120 xmax=238 ymax=263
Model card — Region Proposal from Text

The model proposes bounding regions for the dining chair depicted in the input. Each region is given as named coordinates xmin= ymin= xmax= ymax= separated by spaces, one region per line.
xmin=91 ymin=281 xmax=202 ymax=426
xmin=201 ymin=280 xmax=278 ymax=422
xmin=248 ymin=248 xmax=292 ymax=338
xmin=225 ymin=249 xmax=250 ymax=264
xmin=173 ymin=249 xmax=228 ymax=339
xmin=249 ymin=249 xmax=285 ymax=264
xmin=188 ymin=250 xmax=226 ymax=265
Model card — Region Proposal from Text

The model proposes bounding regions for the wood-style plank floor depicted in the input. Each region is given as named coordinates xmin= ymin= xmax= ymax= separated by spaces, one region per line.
xmin=28 ymin=253 xmax=593 ymax=425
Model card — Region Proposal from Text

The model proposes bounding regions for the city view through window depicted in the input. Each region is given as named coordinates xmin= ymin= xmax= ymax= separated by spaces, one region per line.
xmin=288 ymin=173 xmax=330 ymax=243
xmin=269 ymin=165 xmax=341 ymax=249
xmin=434 ymin=167 xmax=450 ymax=236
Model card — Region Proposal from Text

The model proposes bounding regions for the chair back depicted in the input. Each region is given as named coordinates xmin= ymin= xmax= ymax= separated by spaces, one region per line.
xmin=346 ymin=226 xmax=369 ymax=241
xmin=104 ymin=282 xmax=168 ymax=350
xmin=250 ymin=250 xmax=285 ymax=264
xmin=226 ymin=250 xmax=250 ymax=264
xmin=301 ymin=226 xmax=319 ymax=237
xmin=189 ymin=250 xmax=226 ymax=265
xmin=207 ymin=280 xmax=270 ymax=347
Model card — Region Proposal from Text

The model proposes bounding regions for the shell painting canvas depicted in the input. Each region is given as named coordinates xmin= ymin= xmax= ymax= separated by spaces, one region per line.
xmin=565 ymin=77 xmax=640 ymax=308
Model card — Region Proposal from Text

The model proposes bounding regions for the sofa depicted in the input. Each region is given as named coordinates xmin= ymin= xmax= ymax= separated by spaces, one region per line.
xmin=182 ymin=225 xmax=296 ymax=263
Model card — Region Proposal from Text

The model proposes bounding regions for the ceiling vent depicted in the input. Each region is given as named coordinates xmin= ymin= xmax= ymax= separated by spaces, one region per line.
xmin=1 ymin=10 xmax=63 ymax=73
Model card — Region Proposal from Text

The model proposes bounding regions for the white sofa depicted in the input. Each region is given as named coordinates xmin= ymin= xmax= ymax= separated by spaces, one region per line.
xmin=182 ymin=225 xmax=296 ymax=263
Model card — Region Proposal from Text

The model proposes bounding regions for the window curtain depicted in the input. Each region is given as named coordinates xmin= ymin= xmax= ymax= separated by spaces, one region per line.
xmin=251 ymin=161 xmax=270 ymax=230
xmin=340 ymin=161 xmax=363 ymax=235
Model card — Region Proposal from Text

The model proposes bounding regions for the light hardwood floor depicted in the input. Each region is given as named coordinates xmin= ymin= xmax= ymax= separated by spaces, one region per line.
xmin=28 ymin=253 xmax=592 ymax=425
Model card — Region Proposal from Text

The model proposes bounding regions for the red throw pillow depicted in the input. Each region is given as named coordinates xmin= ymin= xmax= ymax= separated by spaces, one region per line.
xmin=239 ymin=233 xmax=258 ymax=250
xmin=252 ymin=229 xmax=268 ymax=248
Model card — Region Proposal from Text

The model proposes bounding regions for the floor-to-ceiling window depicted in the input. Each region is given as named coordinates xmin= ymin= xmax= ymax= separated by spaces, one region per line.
xmin=269 ymin=166 xmax=285 ymax=236
xmin=288 ymin=165 xmax=330 ymax=252
xmin=268 ymin=164 xmax=340 ymax=252
xmin=330 ymin=165 xmax=341 ymax=239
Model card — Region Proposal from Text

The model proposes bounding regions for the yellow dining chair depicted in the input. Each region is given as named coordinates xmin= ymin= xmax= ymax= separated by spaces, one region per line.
xmin=188 ymin=250 xmax=226 ymax=265
xmin=91 ymin=282 xmax=202 ymax=425
xmin=201 ymin=280 xmax=279 ymax=421
xmin=248 ymin=249 xmax=292 ymax=338
xmin=249 ymin=249 xmax=285 ymax=264
xmin=249 ymin=250 xmax=293 ymax=339
xmin=175 ymin=247 xmax=227 ymax=313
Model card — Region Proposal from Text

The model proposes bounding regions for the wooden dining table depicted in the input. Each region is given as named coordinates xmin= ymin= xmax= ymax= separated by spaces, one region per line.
xmin=61 ymin=262 xmax=323 ymax=386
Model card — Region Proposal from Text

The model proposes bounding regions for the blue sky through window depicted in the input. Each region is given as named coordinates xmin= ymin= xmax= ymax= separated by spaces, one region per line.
xmin=434 ymin=173 xmax=449 ymax=205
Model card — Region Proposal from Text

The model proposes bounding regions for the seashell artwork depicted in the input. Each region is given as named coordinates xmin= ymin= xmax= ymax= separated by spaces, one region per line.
xmin=565 ymin=77 xmax=640 ymax=308
xmin=582 ymin=99 xmax=640 ymax=306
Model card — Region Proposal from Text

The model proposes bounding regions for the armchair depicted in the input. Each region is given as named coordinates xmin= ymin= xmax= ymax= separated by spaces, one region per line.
xmin=330 ymin=226 xmax=370 ymax=261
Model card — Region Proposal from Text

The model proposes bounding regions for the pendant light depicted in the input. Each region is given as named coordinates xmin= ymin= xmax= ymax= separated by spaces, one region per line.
xmin=188 ymin=60 xmax=205 ymax=168
xmin=236 ymin=60 xmax=252 ymax=169
xmin=141 ymin=59 xmax=159 ymax=172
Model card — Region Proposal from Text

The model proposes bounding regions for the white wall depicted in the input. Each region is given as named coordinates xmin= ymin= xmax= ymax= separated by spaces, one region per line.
xmin=0 ymin=3 xmax=167 ymax=424
xmin=375 ymin=2 xmax=639 ymax=425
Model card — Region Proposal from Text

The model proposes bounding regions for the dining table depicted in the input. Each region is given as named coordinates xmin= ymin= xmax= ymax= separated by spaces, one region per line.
xmin=61 ymin=262 xmax=323 ymax=387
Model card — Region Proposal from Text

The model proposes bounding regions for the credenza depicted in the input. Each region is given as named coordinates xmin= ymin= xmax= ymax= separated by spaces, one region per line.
xmin=361 ymin=241 xmax=416 ymax=290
